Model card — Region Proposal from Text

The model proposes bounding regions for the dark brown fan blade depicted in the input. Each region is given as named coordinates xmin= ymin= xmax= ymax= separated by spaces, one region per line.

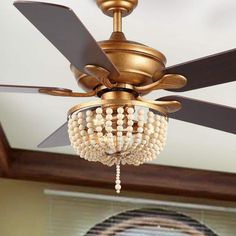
xmin=0 ymin=84 xmax=72 ymax=94
xmin=158 ymin=96 xmax=236 ymax=134
xmin=165 ymin=48 xmax=236 ymax=92
xmin=14 ymin=1 xmax=119 ymax=79
xmin=38 ymin=122 xmax=70 ymax=148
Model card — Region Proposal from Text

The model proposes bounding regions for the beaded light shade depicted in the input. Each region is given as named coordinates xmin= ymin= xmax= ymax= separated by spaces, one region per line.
xmin=68 ymin=104 xmax=168 ymax=193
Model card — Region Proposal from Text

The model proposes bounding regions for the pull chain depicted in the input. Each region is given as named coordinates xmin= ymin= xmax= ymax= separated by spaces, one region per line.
xmin=115 ymin=163 xmax=121 ymax=193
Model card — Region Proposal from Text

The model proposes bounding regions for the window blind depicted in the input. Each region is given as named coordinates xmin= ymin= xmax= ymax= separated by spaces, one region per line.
xmin=46 ymin=191 xmax=236 ymax=236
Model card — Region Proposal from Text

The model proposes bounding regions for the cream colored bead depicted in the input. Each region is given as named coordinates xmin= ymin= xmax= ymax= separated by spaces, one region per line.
xmin=161 ymin=116 xmax=166 ymax=122
xmin=159 ymin=136 xmax=165 ymax=143
xmin=160 ymin=129 xmax=165 ymax=135
xmin=142 ymin=140 xmax=147 ymax=145
xmin=115 ymin=180 xmax=121 ymax=184
xmin=155 ymin=127 xmax=160 ymax=133
xmin=117 ymin=132 xmax=122 ymax=137
xmin=86 ymin=110 xmax=93 ymax=116
xmin=117 ymin=120 xmax=123 ymax=125
xmin=138 ymin=121 xmax=144 ymax=127
xmin=117 ymin=114 xmax=124 ymax=120
xmin=136 ymin=133 xmax=142 ymax=138
xmin=126 ymin=126 xmax=133 ymax=132
xmin=149 ymin=143 xmax=154 ymax=148
xmin=79 ymin=124 xmax=85 ymax=130
xmin=106 ymin=114 xmax=112 ymax=120
xmin=127 ymin=120 xmax=133 ymax=126
xmin=86 ymin=117 xmax=92 ymax=123
xmin=71 ymin=113 xmax=77 ymax=120
xmin=124 ymin=136 xmax=129 ymax=142
xmin=117 ymin=137 xmax=122 ymax=142
xmin=105 ymin=126 xmax=112 ymax=132
xmin=78 ymin=118 xmax=83 ymax=124
xmin=155 ymin=115 xmax=161 ymax=121
xmin=144 ymin=129 xmax=152 ymax=135
xmin=84 ymin=140 xmax=89 ymax=146
xmin=74 ymin=127 xmax=79 ymax=133
xmin=150 ymin=138 xmax=156 ymax=144
xmin=91 ymin=140 xmax=96 ymax=145
xmin=105 ymin=120 xmax=112 ymax=126
xmin=96 ymin=107 xmax=103 ymax=114
xmin=135 ymin=138 xmax=141 ymax=144
xmin=80 ymin=130 xmax=86 ymax=136
xmin=88 ymin=128 xmax=94 ymax=134
xmin=72 ymin=121 xmax=77 ymax=127
xmin=137 ymin=127 xmax=143 ymax=133
xmin=127 ymin=114 xmax=134 ymax=120
xmin=117 ymin=107 xmax=124 ymax=114
xmin=127 ymin=107 xmax=134 ymax=114
xmin=106 ymin=108 xmax=113 ymax=114
xmin=95 ymin=120 xmax=103 ymax=126
xmin=147 ymin=118 xmax=154 ymax=124
xmin=77 ymin=112 xmax=83 ymax=118
xmin=156 ymin=140 xmax=161 ymax=146
xmin=115 ymin=184 xmax=121 ymax=190
xmin=96 ymin=126 xmax=102 ymax=132
xmin=147 ymin=123 xmax=153 ymax=130
xmin=96 ymin=114 xmax=103 ymax=120
xmin=87 ymin=123 xmax=93 ymax=128
xmin=147 ymin=111 xmax=154 ymax=118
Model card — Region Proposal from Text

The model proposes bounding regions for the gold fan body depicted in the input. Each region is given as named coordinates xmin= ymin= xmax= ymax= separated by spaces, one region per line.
xmin=71 ymin=33 xmax=166 ymax=95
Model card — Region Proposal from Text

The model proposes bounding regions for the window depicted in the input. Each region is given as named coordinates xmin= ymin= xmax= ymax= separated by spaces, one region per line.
xmin=86 ymin=208 xmax=217 ymax=235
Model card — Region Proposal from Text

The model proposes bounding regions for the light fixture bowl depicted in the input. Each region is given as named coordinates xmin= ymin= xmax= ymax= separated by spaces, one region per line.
xmin=68 ymin=98 xmax=168 ymax=167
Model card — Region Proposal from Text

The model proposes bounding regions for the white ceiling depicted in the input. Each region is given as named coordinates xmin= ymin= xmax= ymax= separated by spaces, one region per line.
xmin=0 ymin=0 xmax=235 ymax=173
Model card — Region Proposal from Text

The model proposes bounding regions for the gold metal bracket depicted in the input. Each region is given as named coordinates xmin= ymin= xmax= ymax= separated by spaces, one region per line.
xmin=68 ymin=98 xmax=168 ymax=117
xmin=39 ymin=88 xmax=96 ymax=97
xmin=137 ymin=96 xmax=182 ymax=113
xmin=134 ymin=74 xmax=187 ymax=93
xmin=84 ymin=65 xmax=117 ymax=89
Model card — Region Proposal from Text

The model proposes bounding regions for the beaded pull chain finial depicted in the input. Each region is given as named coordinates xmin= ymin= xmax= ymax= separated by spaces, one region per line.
xmin=115 ymin=163 xmax=121 ymax=193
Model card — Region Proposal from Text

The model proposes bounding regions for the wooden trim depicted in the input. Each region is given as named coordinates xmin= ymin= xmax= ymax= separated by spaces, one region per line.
xmin=9 ymin=148 xmax=236 ymax=201
xmin=1 ymin=123 xmax=236 ymax=201
xmin=0 ymin=123 xmax=11 ymax=176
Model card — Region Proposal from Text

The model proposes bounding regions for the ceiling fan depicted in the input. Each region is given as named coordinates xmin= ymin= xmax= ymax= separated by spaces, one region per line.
xmin=1 ymin=0 xmax=236 ymax=193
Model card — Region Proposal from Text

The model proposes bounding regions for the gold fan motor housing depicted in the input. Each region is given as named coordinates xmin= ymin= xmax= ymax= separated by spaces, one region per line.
xmin=71 ymin=32 xmax=166 ymax=94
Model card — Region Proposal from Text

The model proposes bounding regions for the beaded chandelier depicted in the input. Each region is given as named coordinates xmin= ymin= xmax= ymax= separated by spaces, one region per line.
xmin=63 ymin=0 xmax=186 ymax=194
xmin=68 ymin=97 xmax=168 ymax=193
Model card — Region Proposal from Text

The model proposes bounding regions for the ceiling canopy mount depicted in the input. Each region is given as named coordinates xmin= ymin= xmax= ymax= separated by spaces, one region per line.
xmin=96 ymin=0 xmax=138 ymax=18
